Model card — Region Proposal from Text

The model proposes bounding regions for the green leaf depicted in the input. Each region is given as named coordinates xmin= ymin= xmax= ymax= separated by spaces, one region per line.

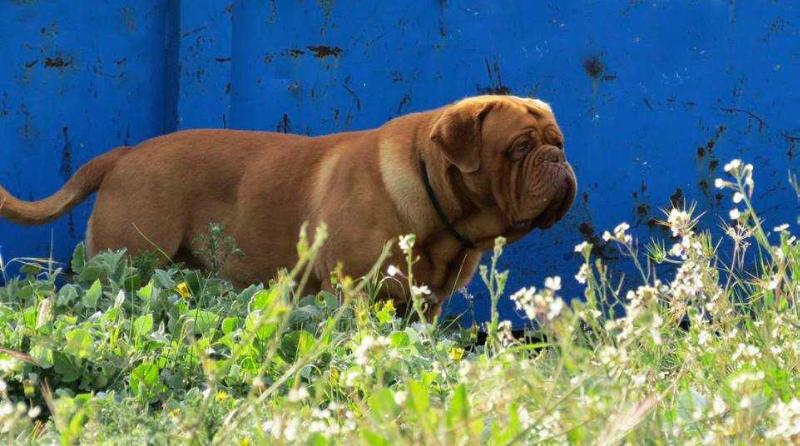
xmin=221 ymin=317 xmax=240 ymax=334
xmin=288 ymin=305 xmax=322 ymax=328
xmin=70 ymin=243 xmax=86 ymax=274
xmin=251 ymin=288 xmax=278 ymax=311
xmin=236 ymin=284 xmax=262 ymax=303
xmin=376 ymin=308 xmax=394 ymax=325
xmin=447 ymin=383 xmax=469 ymax=428
xmin=408 ymin=380 xmax=432 ymax=431
xmin=367 ymin=388 xmax=398 ymax=420
xmin=244 ymin=311 xmax=278 ymax=341
xmin=152 ymin=269 xmax=176 ymax=289
xmin=133 ymin=314 xmax=154 ymax=338
xmin=183 ymin=271 xmax=204 ymax=296
xmin=22 ymin=306 xmax=37 ymax=329
xmin=130 ymin=362 xmax=164 ymax=402
xmin=53 ymin=352 xmax=82 ymax=383
xmin=360 ymin=430 xmax=391 ymax=446
xmin=82 ymin=279 xmax=102 ymax=309
xmin=30 ymin=345 xmax=54 ymax=368
xmin=137 ymin=281 xmax=154 ymax=301
xmin=279 ymin=330 xmax=317 ymax=362
xmin=490 ymin=403 xmax=522 ymax=445
xmin=318 ymin=291 xmax=339 ymax=311
xmin=77 ymin=250 xmax=126 ymax=284
xmin=183 ymin=310 xmax=219 ymax=335
xmin=390 ymin=331 xmax=410 ymax=348
xmin=56 ymin=284 xmax=80 ymax=307
xmin=65 ymin=328 xmax=93 ymax=358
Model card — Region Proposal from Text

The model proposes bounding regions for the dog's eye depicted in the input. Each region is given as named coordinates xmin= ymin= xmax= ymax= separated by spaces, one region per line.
xmin=510 ymin=141 xmax=531 ymax=160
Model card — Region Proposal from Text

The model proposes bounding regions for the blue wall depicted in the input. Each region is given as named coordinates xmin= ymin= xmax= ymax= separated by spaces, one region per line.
xmin=1 ymin=1 xmax=798 ymax=326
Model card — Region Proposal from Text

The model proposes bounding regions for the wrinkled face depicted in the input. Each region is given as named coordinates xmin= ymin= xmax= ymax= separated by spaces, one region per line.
xmin=430 ymin=96 xmax=577 ymax=238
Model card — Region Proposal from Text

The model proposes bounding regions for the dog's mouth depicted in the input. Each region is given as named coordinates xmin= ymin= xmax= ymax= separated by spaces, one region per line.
xmin=508 ymin=162 xmax=577 ymax=234
xmin=536 ymin=174 xmax=576 ymax=229
xmin=524 ymin=168 xmax=577 ymax=230
xmin=511 ymin=218 xmax=534 ymax=231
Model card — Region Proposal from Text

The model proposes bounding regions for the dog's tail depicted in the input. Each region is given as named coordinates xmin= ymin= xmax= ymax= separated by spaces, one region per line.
xmin=0 ymin=147 xmax=131 ymax=225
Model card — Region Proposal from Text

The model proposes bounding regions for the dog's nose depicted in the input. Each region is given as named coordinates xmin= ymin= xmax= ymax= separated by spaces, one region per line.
xmin=537 ymin=145 xmax=565 ymax=164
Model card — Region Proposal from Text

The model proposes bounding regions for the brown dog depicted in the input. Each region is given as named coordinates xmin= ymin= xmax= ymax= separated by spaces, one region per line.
xmin=0 ymin=95 xmax=576 ymax=317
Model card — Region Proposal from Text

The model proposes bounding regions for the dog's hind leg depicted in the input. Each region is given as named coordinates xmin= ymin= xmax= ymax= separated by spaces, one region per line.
xmin=85 ymin=192 xmax=184 ymax=266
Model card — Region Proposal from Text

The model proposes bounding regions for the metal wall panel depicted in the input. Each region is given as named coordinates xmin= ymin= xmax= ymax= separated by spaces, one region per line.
xmin=1 ymin=1 xmax=798 ymax=326
xmin=0 ymin=0 xmax=177 ymax=259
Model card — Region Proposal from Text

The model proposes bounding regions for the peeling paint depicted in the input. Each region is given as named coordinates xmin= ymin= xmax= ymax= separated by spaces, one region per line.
xmin=59 ymin=127 xmax=72 ymax=180
xmin=44 ymin=56 xmax=73 ymax=69
xmin=583 ymin=55 xmax=616 ymax=81
xmin=276 ymin=113 xmax=291 ymax=133
xmin=307 ymin=45 xmax=342 ymax=58
xmin=121 ymin=6 xmax=136 ymax=32
xmin=477 ymin=57 xmax=511 ymax=95
xmin=395 ymin=92 xmax=411 ymax=115
xmin=669 ymin=188 xmax=685 ymax=208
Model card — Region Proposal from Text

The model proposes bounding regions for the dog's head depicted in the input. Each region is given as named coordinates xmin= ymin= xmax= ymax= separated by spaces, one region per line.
xmin=430 ymin=95 xmax=577 ymax=239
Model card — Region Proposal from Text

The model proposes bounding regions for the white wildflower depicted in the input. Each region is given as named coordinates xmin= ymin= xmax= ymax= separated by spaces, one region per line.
xmin=264 ymin=416 xmax=299 ymax=441
xmin=343 ymin=370 xmax=361 ymax=387
xmin=0 ymin=402 xmax=14 ymax=418
xmin=613 ymin=222 xmax=632 ymax=243
xmin=574 ymin=241 xmax=590 ymax=254
xmin=544 ymin=276 xmax=562 ymax=291
xmin=698 ymin=330 xmax=711 ymax=346
xmin=598 ymin=345 xmax=628 ymax=367
xmin=614 ymin=222 xmax=630 ymax=235
xmin=510 ymin=287 xmax=537 ymax=320
xmin=574 ymin=263 xmax=590 ymax=284
xmin=732 ymin=192 xmax=744 ymax=203
xmin=353 ymin=335 xmax=390 ymax=366
xmin=711 ymin=396 xmax=727 ymax=417
xmin=740 ymin=396 xmax=752 ymax=409
xmin=398 ymin=234 xmax=415 ymax=253
xmin=773 ymin=224 xmax=789 ymax=233
xmin=773 ymin=246 xmax=785 ymax=262
xmin=518 ymin=406 xmax=533 ymax=428
xmin=411 ymin=285 xmax=431 ymax=296
xmin=667 ymin=208 xmax=692 ymax=236
xmin=327 ymin=401 xmax=343 ymax=411
xmin=498 ymin=320 xmax=515 ymax=346
xmin=287 ymin=387 xmax=309 ymax=402
xmin=767 ymin=275 xmax=780 ymax=290
xmin=27 ymin=406 xmax=41 ymax=418
xmin=765 ymin=398 xmax=800 ymax=440
xmin=729 ymin=371 xmax=765 ymax=390
xmin=723 ymin=159 xmax=741 ymax=173
xmin=729 ymin=208 xmax=741 ymax=220
xmin=510 ymin=285 xmax=564 ymax=323
xmin=386 ymin=264 xmax=400 ymax=277
xmin=547 ymin=298 xmax=565 ymax=320
xmin=114 ymin=290 xmax=126 ymax=308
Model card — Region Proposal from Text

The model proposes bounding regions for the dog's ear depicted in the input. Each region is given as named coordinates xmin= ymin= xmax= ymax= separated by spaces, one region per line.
xmin=429 ymin=101 xmax=492 ymax=173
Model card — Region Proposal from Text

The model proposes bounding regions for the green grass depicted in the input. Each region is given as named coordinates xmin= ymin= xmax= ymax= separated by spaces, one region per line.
xmin=1 ymin=159 xmax=799 ymax=445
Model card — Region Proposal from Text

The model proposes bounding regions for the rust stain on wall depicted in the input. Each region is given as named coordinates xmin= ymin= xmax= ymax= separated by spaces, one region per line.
xmin=307 ymin=45 xmax=342 ymax=58
xmin=44 ymin=56 xmax=73 ymax=69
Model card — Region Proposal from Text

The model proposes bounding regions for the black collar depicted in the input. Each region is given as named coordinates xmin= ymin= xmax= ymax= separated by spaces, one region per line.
xmin=417 ymin=157 xmax=476 ymax=249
